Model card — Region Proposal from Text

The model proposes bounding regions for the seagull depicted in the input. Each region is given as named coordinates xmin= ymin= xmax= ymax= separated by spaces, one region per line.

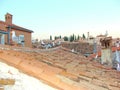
xmin=11 ymin=31 xmax=19 ymax=43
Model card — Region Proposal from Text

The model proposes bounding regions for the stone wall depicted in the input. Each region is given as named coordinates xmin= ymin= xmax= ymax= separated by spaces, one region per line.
xmin=61 ymin=42 xmax=94 ymax=54
xmin=101 ymin=48 xmax=112 ymax=66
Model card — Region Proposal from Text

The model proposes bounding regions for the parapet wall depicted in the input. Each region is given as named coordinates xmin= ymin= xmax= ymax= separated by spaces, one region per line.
xmin=101 ymin=48 xmax=112 ymax=66
xmin=61 ymin=42 xmax=94 ymax=54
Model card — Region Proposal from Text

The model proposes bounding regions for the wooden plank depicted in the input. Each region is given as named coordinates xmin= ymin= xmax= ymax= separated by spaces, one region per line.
xmin=0 ymin=79 xmax=15 ymax=85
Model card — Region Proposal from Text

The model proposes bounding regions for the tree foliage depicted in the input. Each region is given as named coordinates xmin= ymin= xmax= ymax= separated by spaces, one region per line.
xmin=54 ymin=34 xmax=81 ymax=42
xmin=77 ymin=35 xmax=80 ymax=40
xmin=50 ymin=35 xmax=52 ymax=40
xmin=64 ymin=36 xmax=68 ymax=41
xmin=54 ymin=36 xmax=57 ymax=40
xmin=54 ymin=35 xmax=61 ymax=40
xmin=59 ymin=35 xmax=61 ymax=39
xmin=74 ymin=35 xmax=76 ymax=41
xmin=70 ymin=35 xmax=73 ymax=42
xmin=82 ymin=34 xmax=86 ymax=39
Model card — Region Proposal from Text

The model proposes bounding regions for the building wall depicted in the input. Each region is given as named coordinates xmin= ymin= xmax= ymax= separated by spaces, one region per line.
xmin=0 ymin=23 xmax=8 ymax=44
xmin=10 ymin=29 xmax=32 ymax=47
xmin=0 ymin=22 xmax=7 ymax=31
xmin=0 ymin=13 xmax=33 ymax=47
xmin=101 ymin=48 xmax=112 ymax=66
xmin=0 ymin=25 xmax=32 ymax=47
xmin=62 ymin=42 xmax=94 ymax=54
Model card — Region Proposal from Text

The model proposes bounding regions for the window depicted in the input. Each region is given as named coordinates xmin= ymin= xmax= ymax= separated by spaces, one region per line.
xmin=19 ymin=35 xmax=24 ymax=46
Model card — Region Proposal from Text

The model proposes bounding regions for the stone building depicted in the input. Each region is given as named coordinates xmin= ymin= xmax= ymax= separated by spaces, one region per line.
xmin=100 ymin=37 xmax=113 ymax=66
xmin=0 ymin=13 xmax=33 ymax=47
xmin=61 ymin=42 xmax=94 ymax=56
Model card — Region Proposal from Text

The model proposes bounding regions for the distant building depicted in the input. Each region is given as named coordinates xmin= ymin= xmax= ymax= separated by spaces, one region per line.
xmin=96 ymin=34 xmax=106 ymax=45
xmin=0 ymin=13 xmax=33 ymax=47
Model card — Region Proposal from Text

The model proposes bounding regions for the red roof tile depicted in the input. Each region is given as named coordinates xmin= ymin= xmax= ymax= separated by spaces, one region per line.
xmin=88 ymin=46 xmax=120 ymax=59
xmin=0 ymin=20 xmax=33 ymax=33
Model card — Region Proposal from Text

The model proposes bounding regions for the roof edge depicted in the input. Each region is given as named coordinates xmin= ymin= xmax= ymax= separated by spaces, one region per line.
xmin=8 ymin=25 xmax=34 ymax=33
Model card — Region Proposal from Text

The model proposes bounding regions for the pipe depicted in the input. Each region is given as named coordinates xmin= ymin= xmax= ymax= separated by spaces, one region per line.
xmin=6 ymin=25 xmax=11 ymax=44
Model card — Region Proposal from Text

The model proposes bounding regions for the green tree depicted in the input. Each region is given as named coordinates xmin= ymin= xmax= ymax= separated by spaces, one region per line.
xmin=54 ymin=36 xmax=57 ymax=40
xmin=64 ymin=36 xmax=68 ymax=41
xmin=59 ymin=35 xmax=61 ymax=39
xmin=82 ymin=34 xmax=86 ymax=39
xmin=73 ymin=34 xmax=75 ymax=41
xmin=50 ymin=35 xmax=52 ymax=40
xmin=74 ymin=35 xmax=76 ymax=41
xmin=77 ymin=35 xmax=80 ymax=40
xmin=70 ymin=35 xmax=74 ymax=42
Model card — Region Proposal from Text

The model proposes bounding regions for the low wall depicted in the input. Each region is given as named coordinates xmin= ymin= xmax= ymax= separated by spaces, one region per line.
xmin=61 ymin=42 xmax=94 ymax=54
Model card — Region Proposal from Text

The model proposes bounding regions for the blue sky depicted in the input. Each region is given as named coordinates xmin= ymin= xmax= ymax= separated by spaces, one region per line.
xmin=0 ymin=0 xmax=120 ymax=39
